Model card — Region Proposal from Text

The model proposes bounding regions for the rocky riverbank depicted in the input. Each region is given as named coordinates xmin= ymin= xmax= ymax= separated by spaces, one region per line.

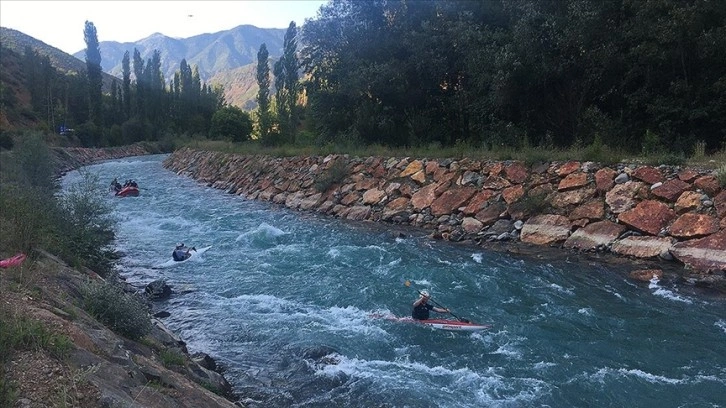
xmin=1 ymin=144 xmax=243 ymax=407
xmin=163 ymin=148 xmax=726 ymax=294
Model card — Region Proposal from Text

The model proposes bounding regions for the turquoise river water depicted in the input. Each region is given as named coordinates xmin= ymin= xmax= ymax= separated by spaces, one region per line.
xmin=61 ymin=155 xmax=725 ymax=408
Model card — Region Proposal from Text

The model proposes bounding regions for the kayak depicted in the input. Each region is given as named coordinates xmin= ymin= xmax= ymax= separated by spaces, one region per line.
xmin=152 ymin=245 xmax=212 ymax=269
xmin=373 ymin=314 xmax=492 ymax=332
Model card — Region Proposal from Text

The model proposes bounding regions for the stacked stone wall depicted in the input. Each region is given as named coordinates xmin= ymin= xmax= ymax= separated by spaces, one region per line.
xmin=163 ymin=148 xmax=726 ymax=292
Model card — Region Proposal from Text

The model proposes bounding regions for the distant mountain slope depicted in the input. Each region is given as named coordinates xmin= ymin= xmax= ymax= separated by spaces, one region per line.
xmin=71 ymin=25 xmax=285 ymax=108
xmin=0 ymin=27 xmax=119 ymax=91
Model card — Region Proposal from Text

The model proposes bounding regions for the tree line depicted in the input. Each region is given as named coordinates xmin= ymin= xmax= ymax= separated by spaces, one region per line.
xmin=290 ymin=0 xmax=725 ymax=155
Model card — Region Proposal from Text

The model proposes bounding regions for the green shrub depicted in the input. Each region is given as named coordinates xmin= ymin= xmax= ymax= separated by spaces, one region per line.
xmin=716 ymin=165 xmax=726 ymax=188
xmin=314 ymin=158 xmax=348 ymax=192
xmin=159 ymin=349 xmax=186 ymax=367
xmin=0 ymin=311 xmax=72 ymax=360
xmin=509 ymin=192 xmax=552 ymax=217
xmin=82 ymin=281 xmax=151 ymax=340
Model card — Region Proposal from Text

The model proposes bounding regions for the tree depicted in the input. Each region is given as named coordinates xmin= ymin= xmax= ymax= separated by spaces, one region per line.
xmin=273 ymin=22 xmax=300 ymax=144
xmin=209 ymin=106 xmax=253 ymax=142
xmin=121 ymin=51 xmax=131 ymax=120
xmin=256 ymin=43 xmax=272 ymax=142
xmin=83 ymin=21 xmax=103 ymax=132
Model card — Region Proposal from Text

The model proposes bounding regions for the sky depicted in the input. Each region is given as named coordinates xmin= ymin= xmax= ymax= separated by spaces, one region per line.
xmin=0 ymin=0 xmax=328 ymax=55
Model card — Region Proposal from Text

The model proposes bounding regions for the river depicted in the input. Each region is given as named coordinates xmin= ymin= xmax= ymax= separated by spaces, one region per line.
xmin=61 ymin=154 xmax=726 ymax=407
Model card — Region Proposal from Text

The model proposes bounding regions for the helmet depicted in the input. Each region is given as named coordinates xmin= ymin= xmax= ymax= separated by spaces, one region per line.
xmin=176 ymin=242 xmax=183 ymax=248
xmin=420 ymin=290 xmax=430 ymax=298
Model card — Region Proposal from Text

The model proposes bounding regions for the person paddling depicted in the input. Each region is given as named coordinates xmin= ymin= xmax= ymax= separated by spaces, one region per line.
xmin=172 ymin=243 xmax=196 ymax=261
xmin=412 ymin=290 xmax=450 ymax=320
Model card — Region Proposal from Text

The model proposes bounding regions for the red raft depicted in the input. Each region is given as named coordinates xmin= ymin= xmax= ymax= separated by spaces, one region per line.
xmin=115 ymin=186 xmax=140 ymax=197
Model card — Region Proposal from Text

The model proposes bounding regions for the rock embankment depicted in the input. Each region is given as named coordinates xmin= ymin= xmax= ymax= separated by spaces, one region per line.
xmin=164 ymin=148 xmax=726 ymax=293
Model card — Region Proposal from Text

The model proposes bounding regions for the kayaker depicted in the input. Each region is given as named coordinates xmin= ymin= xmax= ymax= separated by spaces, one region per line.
xmin=412 ymin=290 xmax=450 ymax=320
xmin=172 ymin=243 xmax=196 ymax=261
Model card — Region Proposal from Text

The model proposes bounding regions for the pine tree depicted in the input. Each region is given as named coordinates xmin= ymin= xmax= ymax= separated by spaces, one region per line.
xmin=122 ymin=51 xmax=131 ymax=120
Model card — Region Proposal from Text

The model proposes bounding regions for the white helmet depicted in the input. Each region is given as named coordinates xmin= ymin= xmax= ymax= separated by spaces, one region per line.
xmin=420 ymin=290 xmax=430 ymax=298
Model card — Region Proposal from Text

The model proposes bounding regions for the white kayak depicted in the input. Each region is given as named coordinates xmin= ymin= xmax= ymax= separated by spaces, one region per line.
xmin=152 ymin=245 xmax=213 ymax=269
xmin=373 ymin=314 xmax=492 ymax=332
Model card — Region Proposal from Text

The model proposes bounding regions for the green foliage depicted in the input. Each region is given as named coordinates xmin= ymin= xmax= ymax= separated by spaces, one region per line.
xmin=716 ymin=165 xmax=726 ymax=188
xmin=641 ymin=129 xmax=661 ymax=155
xmin=0 ymin=307 xmax=73 ymax=362
xmin=210 ymin=106 xmax=253 ymax=142
xmin=510 ymin=192 xmax=553 ymax=217
xmin=0 ymin=132 xmax=13 ymax=150
xmin=314 ymin=159 xmax=348 ymax=192
xmin=81 ymin=280 xmax=152 ymax=340
xmin=159 ymin=349 xmax=186 ymax=367
xmin=56 ymin=171 xmax=116 ymax=275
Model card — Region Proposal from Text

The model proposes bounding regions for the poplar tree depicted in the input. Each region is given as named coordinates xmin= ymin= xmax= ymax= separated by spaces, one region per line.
xmin=255 ymin=43 xmax=272 ymax=142
xmin=83 ymin=20 xmax=103 ymax=130
xmin=121 ymin=51 xmax=131 ymax=120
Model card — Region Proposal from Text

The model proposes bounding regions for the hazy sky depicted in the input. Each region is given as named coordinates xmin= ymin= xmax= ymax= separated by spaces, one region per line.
xmin=0 ymin=0 xmax=327 ymax=54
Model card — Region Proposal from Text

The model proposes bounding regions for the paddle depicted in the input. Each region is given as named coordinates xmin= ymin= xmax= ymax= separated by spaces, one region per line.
xmin=404 ymin=280 xmax=470 ymax=323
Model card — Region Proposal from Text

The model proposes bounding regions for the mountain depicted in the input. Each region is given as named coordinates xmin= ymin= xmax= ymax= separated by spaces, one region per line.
xmin=0 ymin=27 xmax=120 ymax=91
xmin=72 ymin=25 xmax=286 ymax=109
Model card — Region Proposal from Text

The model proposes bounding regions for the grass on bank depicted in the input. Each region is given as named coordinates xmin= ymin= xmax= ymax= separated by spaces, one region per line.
xmin=184 ymin=137 xmax=726 ymax=170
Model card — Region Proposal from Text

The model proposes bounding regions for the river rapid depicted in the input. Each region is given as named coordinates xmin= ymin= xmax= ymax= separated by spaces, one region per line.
xmin=61 ymin=155 xmax=726 ymax=408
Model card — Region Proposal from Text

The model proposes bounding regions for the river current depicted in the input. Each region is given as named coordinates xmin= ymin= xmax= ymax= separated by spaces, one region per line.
xmin=62 ymin=154 xmax=725 ymax=407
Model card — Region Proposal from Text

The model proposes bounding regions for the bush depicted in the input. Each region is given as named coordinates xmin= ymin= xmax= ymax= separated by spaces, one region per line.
xmin=314 ymin=158 xmax=348 ymax=192
xmin=81 ymin=281 xmax=151 ymax=340
xmin=716 ymin=165 xmax=726 ymax=188
xmin=160 ymin=349 xmax=186 ymax=367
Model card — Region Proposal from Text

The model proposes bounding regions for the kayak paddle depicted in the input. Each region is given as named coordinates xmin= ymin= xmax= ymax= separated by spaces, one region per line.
xmin=404 ymin=280 xmax=470 ymax=323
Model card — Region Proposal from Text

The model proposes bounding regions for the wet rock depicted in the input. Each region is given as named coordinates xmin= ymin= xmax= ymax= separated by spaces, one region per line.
xmin=629 ymin=269 xmax=664 ymax=282
xmin=145 ymin=279 xmax=172 ymax=300
xmin=564 ymin=220 xmax=626 ymax=250
xmin=671 ymin=230 xmax=726 ymax=272
xmin=520 ymin=214 xmax=571 ymax=245
xmin=611 ymin=236 xmax=675 ymax=258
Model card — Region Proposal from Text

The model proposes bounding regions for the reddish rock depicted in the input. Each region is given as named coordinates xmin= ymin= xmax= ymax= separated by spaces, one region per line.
xmin=612 ymin=236 xmax=675 ymax=258
xmin=382 ymin=197 xmax=411 ymax=220
xmin=462 ymin=217 xmax=484 ymax=234
xmin=411 ymin=171 xmax=426 ymax=184
xmin=721 ymin=216 xmax=726 ymax=229
xmin=462 ymin=190 xmax=496 ymax=215
xmin=674 ymin=191 xmax=702 ymax=213
xmin=558 ymin=172 xmax=589 ymax=191
xmin=400 ymin=183 xmax=415 ymax=197
xmin=362 ymin=188 xmax=386 ymax=205
xmin=433 ymin=167 xmax=449 ymax=182
xmin=632 ymin=166 xmax=664 ymax=184
xmin=629 ymin=269 xmax=664 ymax=282
xmin=520 ymin=214 xmax=571 ymax=245
xmin=299 ymin=193 xmax=323 ymax=210
xmin=340 ymin=192 xmax=360 ymax=206
xmin=343 ymin=205 xmax=372 ymax=220
xmin=481 ymin=175 xmax=511 ymax=190
xmin=488 ymin=162 xmax=504 ymax=177
xmin=564 ymin=220 xmax=626 ymax=250
xmin=651 ymin=179 xmax=690 ymax=202
xmin=430 ymin=186 xmax=477 ymax=216
xmin=716 ymin=191 xmax=726 ymax=219
xmin=669 ymin=213 xmax=720 ymax=238
xmin=671 ymin=230 xmax=726 ymax=272
xmin=568 ymin=200 xmax=605 ymax=221
xmin=355 ymin=177 xmax=378 ymax=191
xmin=550 ymin=187 xmax=596 ymax=208
xmin=605 ymin=181 xmax=647 ymax=214
xmin=504 ymin=162 xmax=528 ymax=184
xmin=571 ymin=218 xmax=590 ymax=229
xmin=474 ymin=202 xmax=507 ymax=226
xmin=693 ymin=175 xmax=720 ymax=196
xmin=618 ymin=200 xmax=676 ymax=236
xmin=370 ymin=164 xmax=387 ymax=178
xmin=595 ymin=167 xmax=617 ymax=192
xmin=411 ymin=184 xmax=439 ymax=211
xmin=400 ymin=160 xmax=424 ymax=178
xmin=425 ymin=160 xmax=439 ymax=175
xmin=557 ymin=161 xmax=581 ymax=176
xmin=502 ymin=185 xmax=525 ymax=204
xmin=678 ymin=169 xmax=699 ymax=182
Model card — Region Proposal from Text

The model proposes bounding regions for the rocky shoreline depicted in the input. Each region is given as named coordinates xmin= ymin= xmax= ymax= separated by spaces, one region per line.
xmin=163 ymin=148 xmax=726 ymax=294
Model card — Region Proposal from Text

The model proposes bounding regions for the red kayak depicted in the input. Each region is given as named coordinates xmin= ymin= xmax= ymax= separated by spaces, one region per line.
xmin=371 ymin=314 xmax=492 ymax=332
xmin=115 ymin=186 xmax=140 ymax=197
xmin=0 ymin=253 xmax=27 ymax=268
